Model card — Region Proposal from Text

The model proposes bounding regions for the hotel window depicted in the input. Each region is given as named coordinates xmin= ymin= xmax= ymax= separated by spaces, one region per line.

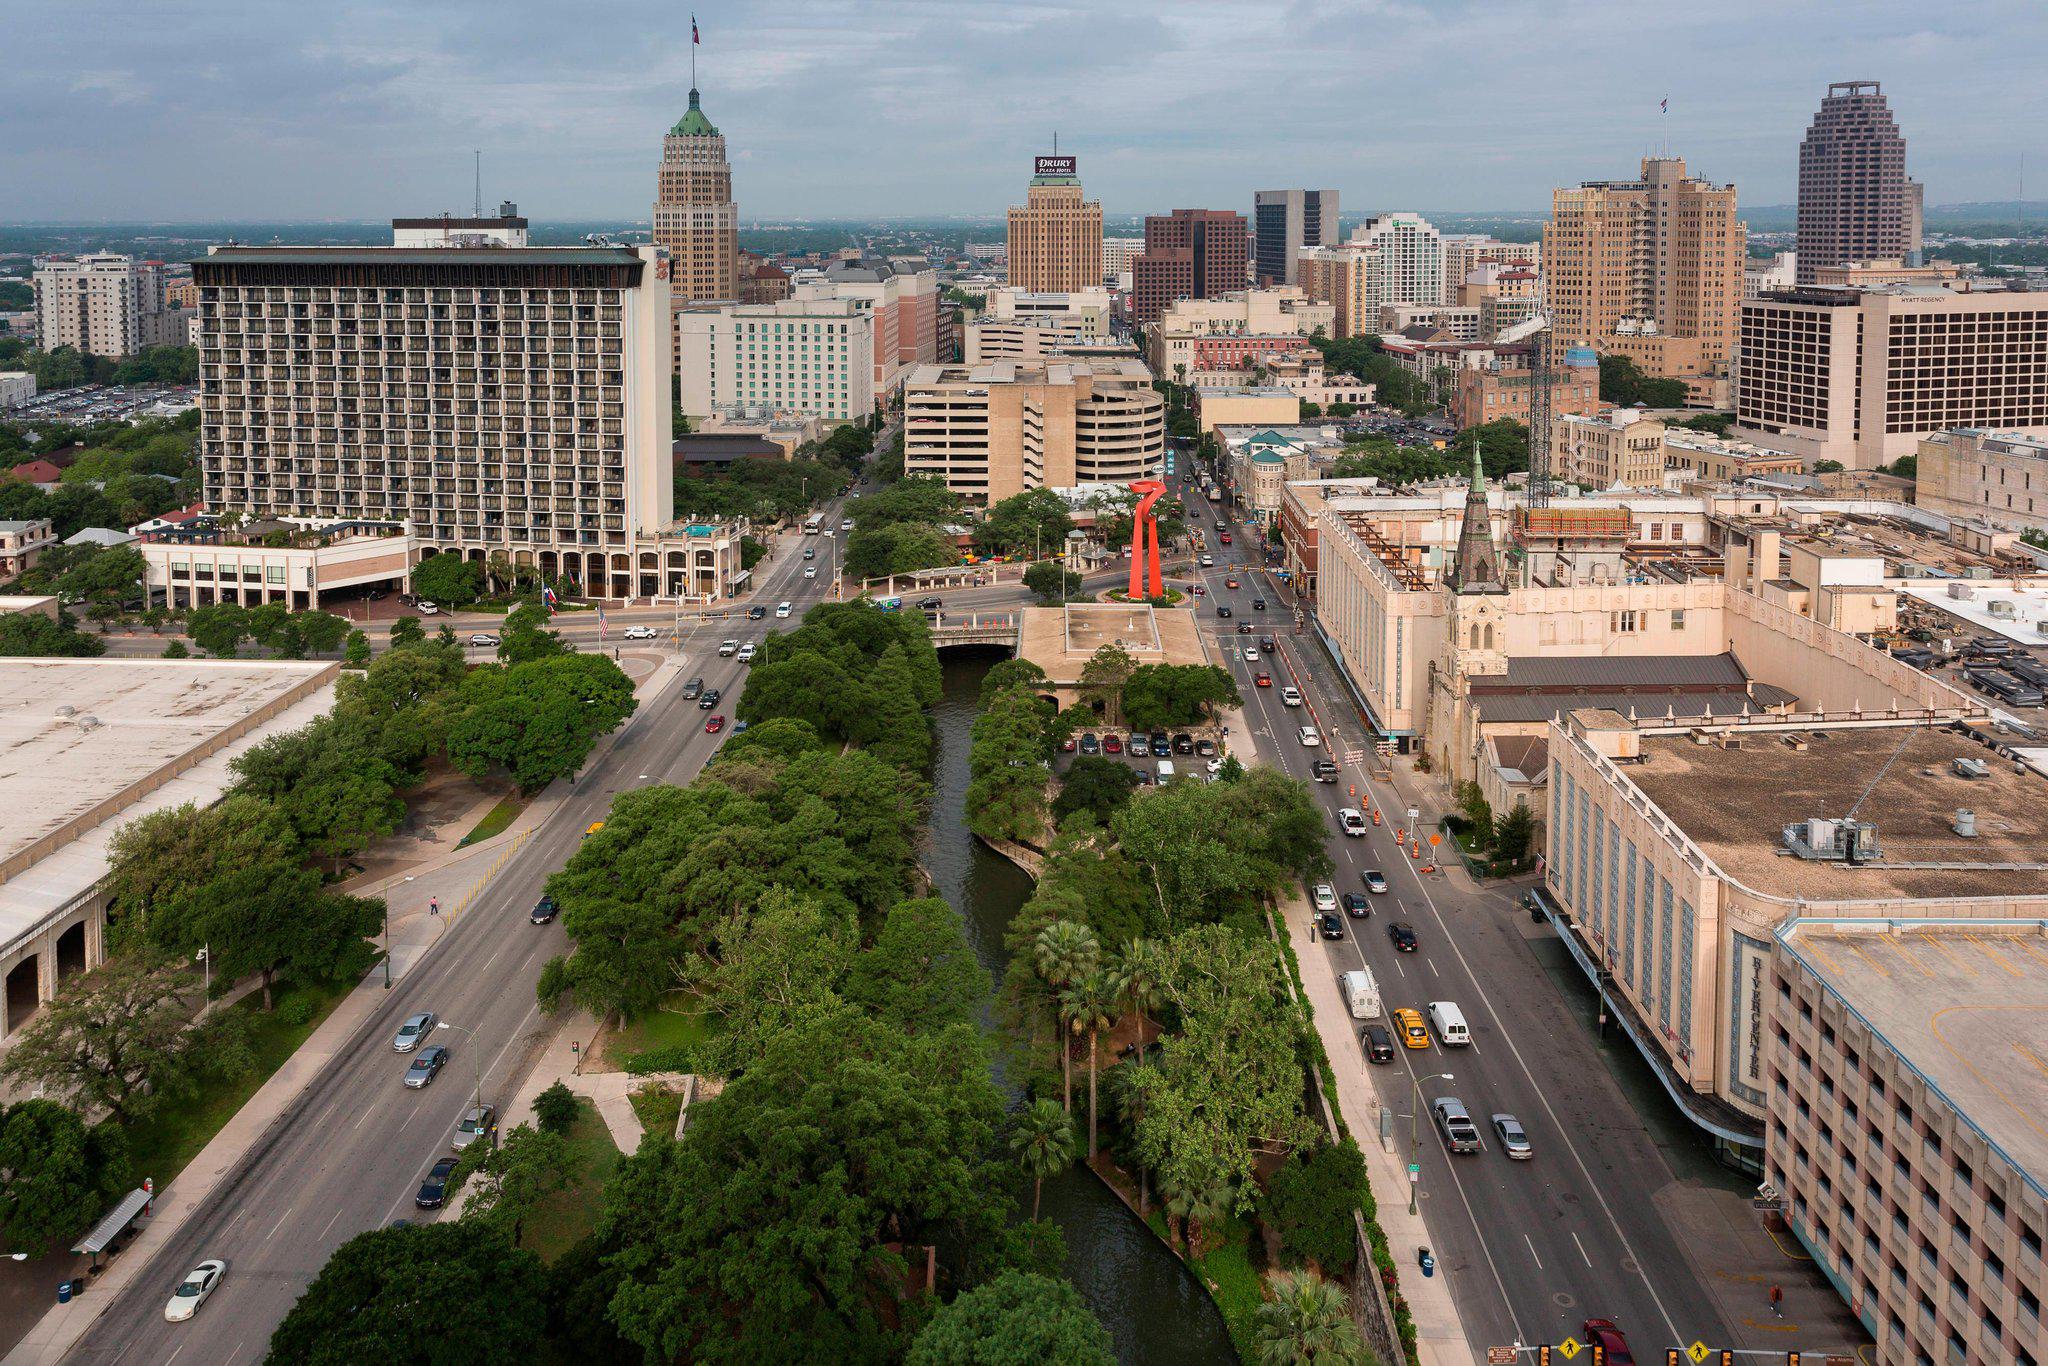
xmin=1622 ymin=843 xmax=1638 ymax=988
xmin=1658 ymin=880 xmax=1675 ymax=1031
xmin=1677 ymin=900 xmax=1696 ymax=1046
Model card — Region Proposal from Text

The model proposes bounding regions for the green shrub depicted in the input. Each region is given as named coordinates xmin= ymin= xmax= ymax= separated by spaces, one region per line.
xmin=1263 ymin=1140 xmax=1368 ymax=1275
xmin=276 ymin=996 xmax=316 ymax=1026
xmin=533 ymin=1081 xmax=579 ymax=1135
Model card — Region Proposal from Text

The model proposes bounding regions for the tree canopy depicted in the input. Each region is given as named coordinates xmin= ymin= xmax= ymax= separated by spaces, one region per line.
xmin=907 ymin=1270 xmax=1116 ymax=1366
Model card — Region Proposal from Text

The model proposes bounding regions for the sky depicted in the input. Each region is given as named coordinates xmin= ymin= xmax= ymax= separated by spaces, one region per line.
xmin=3 ymin=0 xmax=2045 ymax=223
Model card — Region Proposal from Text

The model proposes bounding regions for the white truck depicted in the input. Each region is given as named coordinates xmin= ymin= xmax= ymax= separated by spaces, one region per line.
xmin=1341 ymin=968 xmax=1382 ymax=1020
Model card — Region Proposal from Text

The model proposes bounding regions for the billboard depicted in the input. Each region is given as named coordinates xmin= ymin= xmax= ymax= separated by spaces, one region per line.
xmin=1034 ymin=155 xmax=1077 ymax=178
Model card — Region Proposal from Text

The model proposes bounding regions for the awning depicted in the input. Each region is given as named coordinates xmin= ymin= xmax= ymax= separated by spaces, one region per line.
xmin=727 ymin=569 xmax=751 ymax=586
xmin=72 ymin=1188 xmax=151 ymax=1256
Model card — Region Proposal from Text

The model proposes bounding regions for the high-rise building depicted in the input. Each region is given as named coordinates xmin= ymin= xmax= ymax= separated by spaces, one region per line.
xmin=1543 ymin=157 xmax=1745 ymax=403
xmin=1100 ymin=237 xmax=1145 ymax=287
xmin=1298 ymin=244 xmax=1384 ymax=339
xmin=1345 ymin=213 xmax=1444 ymax=309
xmin=902 ymin=358 xmax=1165 ymax=501
xmin=1132 ymin=208 xmax=1249 ymax=325
xmin=33 ymin=253 xmax=181 ymax=359
xmin=1796 ymin=81 xmax=1922 ymax=284
xmin=675 ymin=296 xmax=876 ymax=422
xmin=1253 ymin=189 xmax=1339 ymax=286
xmin=1735 ymin=285 xmax=2048 ymax=468
xmin=1439 ymin=234 xmax=1539 ymax=305
xmin=653 ymin=87 xmax=739 ymax=306
xmin=787 ymin=259 xmax=940 ymax=395
xmin=1007 ymin=155 xmax=1103 ymax=293
xmin=191 ymin=244 xmax=676 ymax=591
xmin=967 ymin=288 xmax=1116 ymax=363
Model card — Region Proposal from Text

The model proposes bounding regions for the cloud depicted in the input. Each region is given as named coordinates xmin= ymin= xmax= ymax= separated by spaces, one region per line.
xmin=0 ymin=0 xmax=2041 ymax=220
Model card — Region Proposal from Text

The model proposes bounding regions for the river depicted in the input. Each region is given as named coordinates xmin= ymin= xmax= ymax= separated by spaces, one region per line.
xmin=928 ymin=652 xmax=1236 ymax=1365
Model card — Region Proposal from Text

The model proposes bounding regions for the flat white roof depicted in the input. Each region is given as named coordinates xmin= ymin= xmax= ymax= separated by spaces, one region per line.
xmin=0 ymin=659 xmax=336 ymax=949
xmin=1899 ymin=583 xmax=2048 ymax=645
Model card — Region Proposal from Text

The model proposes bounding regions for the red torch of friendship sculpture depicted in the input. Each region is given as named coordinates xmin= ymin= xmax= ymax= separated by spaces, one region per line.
xmin=1126 ymin=479 xmax=1165 ymax=602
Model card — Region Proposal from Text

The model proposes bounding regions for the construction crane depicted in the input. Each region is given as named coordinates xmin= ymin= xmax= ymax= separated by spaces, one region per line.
xmin=1496 ymin=313 xmax=1555 ymax=509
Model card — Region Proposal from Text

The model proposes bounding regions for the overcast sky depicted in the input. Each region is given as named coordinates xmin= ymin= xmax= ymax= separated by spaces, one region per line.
xmin=4 ymin=0 xmax=2044 ymax=223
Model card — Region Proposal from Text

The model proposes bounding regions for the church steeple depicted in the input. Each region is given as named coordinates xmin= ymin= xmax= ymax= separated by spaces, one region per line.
xmin=1448 ymin=443 xmax=1505 ymax=593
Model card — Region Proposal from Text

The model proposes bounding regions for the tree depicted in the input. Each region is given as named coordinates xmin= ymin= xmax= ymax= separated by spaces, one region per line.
xmin=1262 ymin=1142 xmax=1369 ymax=1276
xmin=1492 ymin=799 xmax=1536 ymax=866
xmin=1163 ymin=1171 xmax=1235 ymax=1259
xmin=1021 ymin=559 xmax=1083 ymax=606
xmin=1009 ymin=1097 xmax=1075 ymax=1223
xmin=0 ymin=1101 xmax=131 ymax=1251
xmin=976 ymin=488 xmax=1073 ymax=557
xmin=455 ymin=1122 xmax=571 ymax=1242
xmin=446 ymin=653 xmax=638 ymax=792
xmin=978 ymin=658 xmax=1049 ymax=706
xmin=0 ymin=956 xmax=250 ymax=1124
xmin=1454 ymin=781 xmax=1492 ymax=845
xmin=533 ymin=1081 xmax=579 ymax=1136
xmin=1051 ymin=756 xmax=1139 ymax=825
xmin=269 ymin=1223 xmax=548 ymax=1366
xmin=1254 ymin=1270 xmax=1367 ymax=1366
xmin=1813 ymin=458 xmax=1845 ymax=475
xmin=1033 ymin=920 xmax=1098 ymax=1113
xmin=343 ymin=629 xmax=371 ymax=668
xmin=908 ymin=1271 xmax=1114 ymax=1366
xmin=1596 ymin=353 xmax=1687 ymax=410
xmin=692 ymin=889 xmax=856 ymax=1077
xmin=183 ymin=602 xmax=249 ymax=658
xmin=1121 ymin=664 xmax=1240 ymax=731
xmin=843 ymin=522 xmax=957 ymax=582
xmin=161 ymin=639 xmax=190 ymax=659
xmin=295 ymin=610 xmax=352 ymax=656
xmin=388 ymin=615 xmax=425 ymax=646
xmin=157 ymin=863 xmax=383 ymax=1010
xmin=1077 ymin=645 xmax=1136 ymax=728
xmin=1061 ymin=972 xmax=1118 ymax=1161
xmin=1448 ymin=419 xmax=1530 ymax=479
xmin=57 ymin=545 xmax=146 ymax=606
xmin=410 ymin=554 xmax=486 ymax=607
xmin=844 ymin=897 xmax=990 ymax=1036
xmin=106 ymin=795 xmax=299 ymax=933
xmin=0 ymin=611 xmax=105 ymax=657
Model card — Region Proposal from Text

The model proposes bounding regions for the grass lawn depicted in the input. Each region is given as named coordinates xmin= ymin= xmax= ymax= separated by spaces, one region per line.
xmin=519 ymin=1102 xmax=620 ymax=1262
xmin=608 ymin=992 xmax=721 ymax=1068
xmin=123 ymin=979 xmax=352 ymax=1189
xmin=627 ymin=1084 xmax=685 ymax=1141
xmin=456 ymin=795 xmax=526 ymax=847
xmin=1145 ymin=1209 xmax=1266 ymax=1362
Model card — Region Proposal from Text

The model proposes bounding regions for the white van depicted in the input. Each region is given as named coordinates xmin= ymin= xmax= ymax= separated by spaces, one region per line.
xmin=1341 ymin=969 xmax=1381 ymax=1020
xmin=1427 ymin=1001 xmax=1470 ymax=1047
xmin=1155 ymin=759 xmax=1176 ymax=786
xmin=1337 ymin=808 xmax=1367 ymax=836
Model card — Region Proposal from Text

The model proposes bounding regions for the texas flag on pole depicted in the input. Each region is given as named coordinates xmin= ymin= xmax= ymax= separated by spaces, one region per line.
xmin=692 ymin=15 xmax=700 ymax=43
xmin=1660 ymin=96 xmax=1669 ymax=113
xmin=542 ymin=584 xmax=558 ymax=614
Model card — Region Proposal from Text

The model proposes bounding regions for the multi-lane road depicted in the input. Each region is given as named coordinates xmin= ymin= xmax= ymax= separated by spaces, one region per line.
xmin=66 ymin=502 xmax=849 ymax=1365
xmin=1170 ymin=479 xmax=1743 ymax=1357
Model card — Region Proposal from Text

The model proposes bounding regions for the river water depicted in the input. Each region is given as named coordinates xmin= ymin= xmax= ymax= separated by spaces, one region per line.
xmin=929 ymin=653 xmax=1236 ymax=1365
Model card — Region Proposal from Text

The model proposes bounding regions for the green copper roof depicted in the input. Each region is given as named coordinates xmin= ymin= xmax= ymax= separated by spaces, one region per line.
xmin=670 ymin=88 xmax=719 ymax=137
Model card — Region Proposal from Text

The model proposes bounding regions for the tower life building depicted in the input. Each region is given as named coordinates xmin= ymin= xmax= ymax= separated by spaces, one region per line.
xmin=1007 ymin=155 xmax=1103 ymax=294
xmin=1253 ymin=190 xmax=1339 ymax=286
xmin=1795 ymin=81 xmax=1922 ymax=284
xmin=653 ymin=88 xmax=739 ymax=305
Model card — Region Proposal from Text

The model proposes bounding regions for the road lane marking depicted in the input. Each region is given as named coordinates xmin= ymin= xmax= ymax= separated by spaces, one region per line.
xmin=352 ymin=1106 xmax=377 ymax=1131
xmin=1525 ymin=1234 xmax=1543 ymax=1270
xmin=1573 ymin=1231 xmax=1593 ymax=1267
xmin=320 ymin=1205 xmax=347 ymax=1241
xmin=165 ymin=1345 xmax=185 ymax=1366
xmin=262 ymin=1208 xmax=292 ymax=1243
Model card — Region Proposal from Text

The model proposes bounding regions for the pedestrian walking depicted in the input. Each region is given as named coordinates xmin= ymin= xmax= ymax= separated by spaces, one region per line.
xmin=1769 ymin=1284 xmax=1783 ymax=1318
xmin=429 ymin=895 xmax=440 ymax=916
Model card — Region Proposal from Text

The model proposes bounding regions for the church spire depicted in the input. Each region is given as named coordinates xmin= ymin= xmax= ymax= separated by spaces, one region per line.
xmin=1449 ymin=442 xmax=1505 ymax=593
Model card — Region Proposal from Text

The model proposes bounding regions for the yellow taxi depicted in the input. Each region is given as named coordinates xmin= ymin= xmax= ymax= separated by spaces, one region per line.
xmin=1393 ymin=1007 xmax=1430 ymax=1050
xmin=584 ymin=821 xmax=606 ymax=837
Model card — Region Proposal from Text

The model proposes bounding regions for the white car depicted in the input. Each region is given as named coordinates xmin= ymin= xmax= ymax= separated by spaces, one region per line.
xmin=468 ymin=632 xmax=498 ymax=647
xmin=775 ymin=601 xmax=793 ymax=619
xmin=736 ymin=643 xmax=757 ymax=662
xmin=416 ymin=602 xmax=441 ymax=616
xmin=163 ymin=1260 xmax=225 ymax=1323
xmin=1242 ymin=646 xmax=1259 ymax=662
xmin=1298 ymin=725 xmax=1322 ymax=747
xmin=1311 ymin=883 xmax=1338 ymax=913
xmin=1206 ymin=756 xmax=1225 ymax=774
xmin=622 ymin=625 xmax=657 ymax=641
xmin=803 ymin=566 xmax=817 ymax=578
xmin=1200 ymin=554 xmax=1215 ymax=567
xmin=717 ymin=639 xmax=740 ymax=657
xmin=1281 ymin=685 xmax=1303 ymax=706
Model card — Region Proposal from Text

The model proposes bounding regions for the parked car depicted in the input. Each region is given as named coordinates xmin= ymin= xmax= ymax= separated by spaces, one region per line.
xmin=1079 ymin=732 xmax=1101 ymax=755
xmin=1311 ymin=883 xmax=1338 ymax=912
xmin=1195 ymin=738 xmax=1218 ymax=757
xmin=452 ymin=1105 xmax=497 ymax=1152
xmin=1103 ymin=734 xmax=1123 ymax=754
xmin=415 ymin=1156 xmax=459 ymax=1209
xmin=1362 ymin=1024 xmax=1395 ymax=1063
xmin=1388 ymin=922 xmax=1419 ymax=952
xmin=404 ymin=1044 xmax=449 ymax=1088
xmin=1393 ymin=1007 xmax=1430 ymax=1049
xmin=416 ymin=602 xmax=441 ymax=616
xmin=622 ymin=625 xmax=657 ymax=640
xmin=392 ymin=1012 xmax=436 ymax=1052
xmin=1172 ymin=733 xmax=1194 ymax=754
xmin=163 ymin=1260 xmax=226 ymax=1323
xmin=1492 ymin=1114 xmax=1533 ymax=1160
xmin=1060 ymin=735 xmax=1077 ymax=753
xmin=529 ymin=896 xmax=557 ymax=925
xmin=1129 ymin=734 xmax=1150 ymax=757
xmin=1317 ymin=911 xmax=1345 ymax=940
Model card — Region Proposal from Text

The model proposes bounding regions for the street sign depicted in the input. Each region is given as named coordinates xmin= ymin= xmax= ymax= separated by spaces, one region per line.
xmin=1556 ymin=1340 xmax=1583 ymax=1361
xmin=1685 ymin=1345 xmax=1712 ymax=1365
xmin=1488 ymin=1350 xmax=1518 ymax=1366
xmin=1406 ymin=806 xmax=1420 ymax=823
xmin=1428 ymin=832 xmax=1442 ymax=847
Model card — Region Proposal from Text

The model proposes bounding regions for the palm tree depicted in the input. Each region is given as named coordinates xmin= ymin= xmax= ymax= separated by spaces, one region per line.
xmin=1255 ymin=1270 xmax=1368 ymax=1366
xmin=1033 ymin=920 xmax=1099 ymax=1112
xmin=1109 ymin=938 xmax=1166 ymax=1036
xmin=1009 ymin=1097 xmax=1075 ymax=1221
xmin=1061 ymin=972 xmax=1118 ymax=1162
xmin=1108 ymin=1062 xmax=1161 ymax=1213
xmin=1164 ymin=1172 xmax=1234 ymax=1259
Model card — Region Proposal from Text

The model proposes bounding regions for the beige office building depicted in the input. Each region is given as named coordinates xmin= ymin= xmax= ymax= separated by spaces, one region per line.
xmin=1734 ymin=286 xmax=2048 ymax=469
xmin=33 ymin=253 xmax=181 ymax=359
xmin=653 ymin=88 xmax=740 ymax=306
xmin=967 ymin=287 xmax=1115 ymax=363
xmin=1552 ymin=410 xmax=1672 ymax=488
xmin=1544 ymin=158 xmax=1744 ymax=402
xmin=1299 ymin=245 xmax=1383 ymax=339
xmin=675 ymin=296 xmax=877 ymax=422
xmin=902 ymin=358 xmax=1164 ymax=501
xmin=1439 ymin=235 xmax=1538 ymax=305
xmin=1915 ymin=428 xmax=2048 ymax=532
xmin=1007 ymin=156 xmax=1103 ymax=294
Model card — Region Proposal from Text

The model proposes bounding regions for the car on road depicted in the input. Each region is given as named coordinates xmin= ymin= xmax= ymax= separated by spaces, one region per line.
xmin=1219 ymin=531 xmax=1232 ymax=544
xmin=1581 ymin=1319 xmax=1634 ymax=1366
xmin=918 ymin=596 xmax=944 ymax=610
xmin=840 ymin=519 xmax=854 ymax=532
xmin=1492 ymin=1114 xmax=1533 ymax=1160
xmin=584 ymin=821 xmax=605 ymax=837
xmin=698 ymin=688 xmax=721 ymax=709
xmin=393 ymin=1011 xmax=436 ymax=1052
xmin=404 ymin=1044 xmax=448 ymax=1088
xmin=1225 ymin=577 xmax=1240 ymax=589
xmin=415 ymin=1156 xmax=459 ymax=1209
xmin=1363 ymin=869 xmax=1389 ymax=894
xmin=163 ymin=1260 xmax=226 ymax=1323
xmin=747 ymin=605 xmax=767 ymax=620
xmin=1311 ymin=758 xmax=1338 ymax=781
xmin=1393 ymin=1007 xmax=1430 ymax=1049
xmin=1254 ymin=670 xmax=1271 ymax=687
xmin=1242 ymin=645 xmax=1259 ymax=662
xmin=803 ymin=566 xmax=817 ymax=578
xmin=1432 ymin=1097 xmax=1482 ymax=1154
xmin=682 ymin=676 xmax=705 ymax=698
xmin=1199 ymin=554 xmax=1215 ymax=566
xmin=1388 ymin=922 xmax=1419 ymax=952
xmin=468 ymin=632 xmax=499 ymax=647
xmin=775 ymin=601 xmax=793 ymax=618
xmin=717 ymin=639 xmax=740 ymax=656
xmin=803 ymin=547 xmax=816 ymax=560
xmin=1362 ymin=1024 xmax=1395 ymax=1063
xmin=1237 ymin=622 xmax=1254 ymax=634
xmin=1103 ymin=734 xmax=1123 ymax=754
xmin=1316 ymin=910 xmax=1344 ymax=940
xmin=1251 ymin=598 xmax=1266 ymax=610
xmin=1190 ymin=584 xmax=1205 ymax=597
xmin=529 ymin=896 xmax=557 ymax=925
xmin=452 ymin=1104 xmax=496 ymax=1152
xmin=1216 ymin=605 xmax=1232 ymax=618
xmin=623 ymin=625 xmax=657 ymax=640
xmin=705 ymin=715 xmax=725 ymax=733
xmin=1338 ymin=808 xmax=1367 ymax=836
xmin=1297 ymin=725 xmax=1322 ymax=747
xmin=1311 ymin=882 xmax=1338 ymax=912
xmin=1079 ymin=732 xmax=1100 ymax=755
xmin=1260 ymin=636 xmax=1277 ymax=652
xmin=736 ymin=642 xmax=757 ymax=662
xmin=1341 ymin=892 xmax=1371 ymax=919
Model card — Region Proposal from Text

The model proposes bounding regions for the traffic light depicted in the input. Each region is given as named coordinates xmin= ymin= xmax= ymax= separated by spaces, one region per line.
xmin=1666 ymin=1354 xmax=1681 ymax=1366
xmin=1587 ymin=1346 xmax=1605 ymax=1366
xmin=1535 ymin=1349 xmax=1549 ymax=1366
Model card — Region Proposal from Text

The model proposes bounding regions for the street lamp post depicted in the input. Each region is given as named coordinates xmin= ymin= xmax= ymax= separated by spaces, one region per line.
xmin=196 ymin=944 xmax=210 ymax=998
xmin=437 ymin=1021 xmax=484 ymax=1113
xmin=1409 ymin=1071 xmax=1454 ymax=1216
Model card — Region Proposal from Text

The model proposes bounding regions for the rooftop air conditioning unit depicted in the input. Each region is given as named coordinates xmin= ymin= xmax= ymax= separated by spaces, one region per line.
xmin=1948 ymin=582 xmax=1974 ymax=599
xmin=1953 ymin=757 xmax=1990 ymax=779
xmin=1954 ymin=809 xmax=1978 ymax=838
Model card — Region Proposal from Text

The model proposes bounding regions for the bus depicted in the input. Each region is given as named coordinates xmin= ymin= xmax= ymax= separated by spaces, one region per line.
xmin=802 ymin=513 xmax=826 ymax=535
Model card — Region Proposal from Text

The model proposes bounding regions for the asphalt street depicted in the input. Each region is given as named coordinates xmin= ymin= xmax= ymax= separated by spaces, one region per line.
xmin=66 ymin=502 xmax=847 ymax=1365
xmin=1170 ymin=479 xmax=1740 ymax=1359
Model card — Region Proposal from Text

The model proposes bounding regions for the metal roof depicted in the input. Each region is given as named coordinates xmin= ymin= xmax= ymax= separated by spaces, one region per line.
xmin=1495 ymin=653 xmax=1751 ymax=691
xmin=202 ymin=246 xmax=644 ymax=266
xmin=73 ymin=1188 xmax=151 ymax=1256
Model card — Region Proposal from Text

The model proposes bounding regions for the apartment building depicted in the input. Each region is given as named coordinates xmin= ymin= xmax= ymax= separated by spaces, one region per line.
xmin=1796 ymin=81 xmax=1922 ymax=284
xmin=902 ymin=358 xmax=1165 ymax=501
xmin=1007 ymin=156 xmax=1103 ymax=293
xmin=0 ymin=373 xmax=34 ymax=410
xmin=33 ymin=253 xmax=181 ymax=359
xmin=652 ymin=88 xmax=739 ymax=306
xmin=1132 ymin=208 xmax=1250 ymax=325
xmin=1915 ymin=428 xmax=2048 ymax=533
xmin=1145 ymin=287 xmax=1333 ymax=381
xmin=1253 ymin=189 xmax=1339 ymax=286
xmin=1101 ymin=237 xmax=1145 ymax=287
xmin=1449 ymin=346 xmax=1600 ymax=429
xmin=190 ymin=243 xmax=679 ymax=599
xmin=676 ymin=296 xmax=876 ymax=423
xmin=790 ymin=260 xmax=940 ymax=394
xmin=1346 ymin=213 xmax=1444 ymax=309
xmin=0 ymin=519 xmax=56 ymax=578
xmin=1439 ymin=234 xmax=1538 ymax=306
xmin=1734 ymin=285 xmax=2048 ymax=469
xmin=1298 ymin=244 xmax=1382 ymax=340
xmin=1543 ymin=157 xmax=1745 ymax=404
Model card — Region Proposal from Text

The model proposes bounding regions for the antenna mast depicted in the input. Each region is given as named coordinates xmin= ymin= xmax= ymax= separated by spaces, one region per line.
xmin=473 ymin=151 xmax=481 ymax=217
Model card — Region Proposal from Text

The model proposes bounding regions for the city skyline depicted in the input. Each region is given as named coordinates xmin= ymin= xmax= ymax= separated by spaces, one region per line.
xmin=3 ymin=0 xmax=2044 ymax=222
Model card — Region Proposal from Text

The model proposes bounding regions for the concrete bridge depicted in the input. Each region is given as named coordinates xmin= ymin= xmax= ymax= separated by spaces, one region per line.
xmin=927 ymin=611 xmax=1020 ymax=651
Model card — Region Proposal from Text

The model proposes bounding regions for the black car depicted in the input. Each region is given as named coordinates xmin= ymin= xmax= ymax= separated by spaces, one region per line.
xmin=1251 ymin=598 xmax=1266 ymax=610
xmin=1171 ymin=733 xmax=1194 ymax=754
xmin=1079 ymin=732 xmax=1101 ymax=755
xmin=530 ymin=896 xmax=557 ymax=925
xmin=1362 ymin=1024 xmax=1395 ymax=1064
xmin=918 ymin=596 xmax=945 ymax=610
xmin=1341 ymin=892 xmax=1371 ymax=919
xmin=1317 ymin=911 xmax=1345 ymax=940
xmin=1216 ymin=605 xmax=1233 ymax=618
xmin=416 ymin=1156 xmax=459 ymax=1209
xmin=698 ymin=688 xmax=722 ymax=709
xmin=1237 ymin=622 xmax=1254 ymax=634
xmin=1388 ymin=922 xmax=1419 ymax=952
xmin=1260 ymin=637 xmax=1276 ymax=652
xmin=747 ymin=605 xmax=767 ymax=620
xmin=1311 ymin=759 xmax=1339 ymax=782
xmin=1149 ymin=731 xmax=1170 ymax=754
